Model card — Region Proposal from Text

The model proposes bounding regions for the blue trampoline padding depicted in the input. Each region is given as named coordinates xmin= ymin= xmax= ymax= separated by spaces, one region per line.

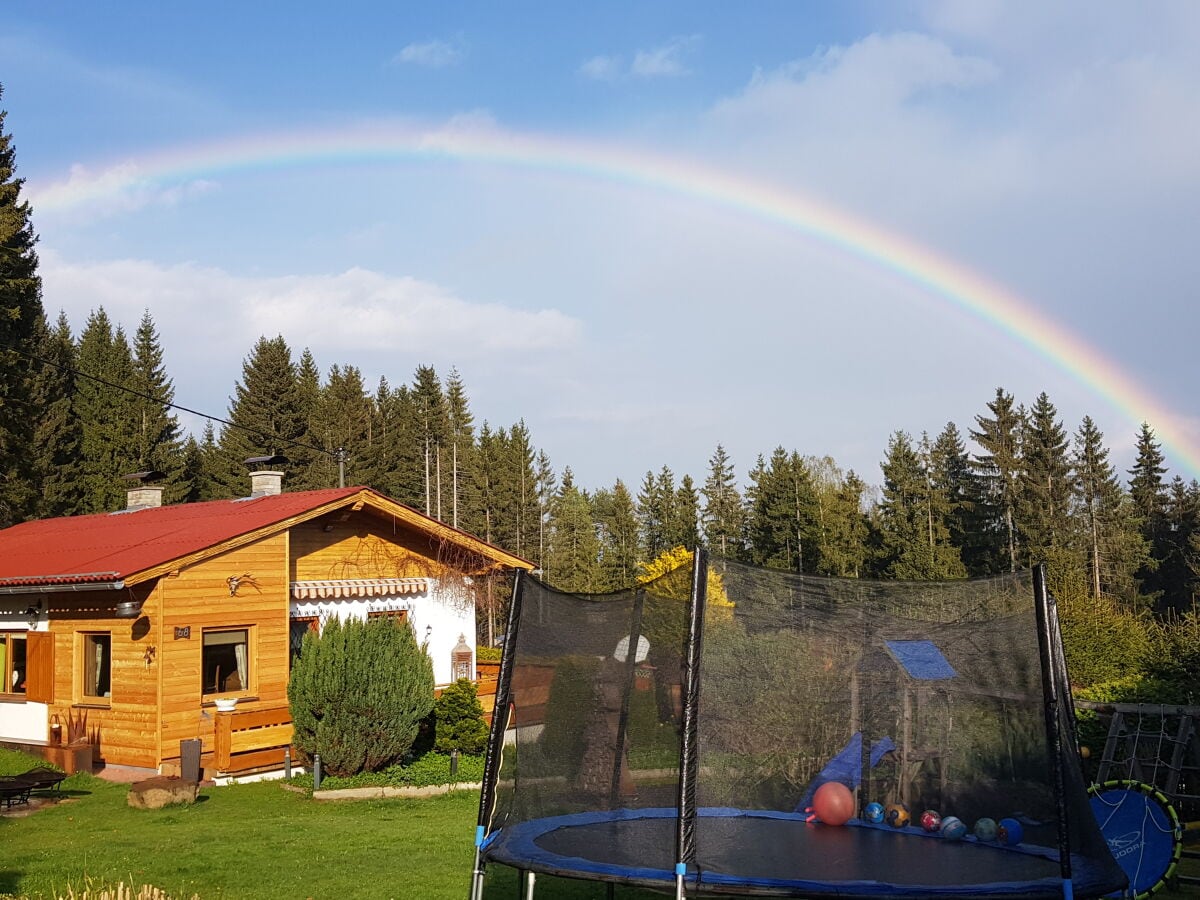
xmin=885 ymin=640 xmax=957 ymax=680
xmin=481 ymin=807 xmax=1124 ymax=898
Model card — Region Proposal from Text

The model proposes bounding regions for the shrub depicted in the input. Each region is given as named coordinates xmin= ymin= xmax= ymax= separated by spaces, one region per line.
xmin=288 ymin=616 xmax=435 ymax=777
xmin=434 ymin=678 xmax=489 ymax=755
xmin=476 ymin=645 xmax=501 ymax=662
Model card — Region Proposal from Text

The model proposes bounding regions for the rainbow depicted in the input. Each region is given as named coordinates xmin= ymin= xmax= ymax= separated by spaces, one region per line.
xmin=28 ymin=122 xmax=1200 ymax=477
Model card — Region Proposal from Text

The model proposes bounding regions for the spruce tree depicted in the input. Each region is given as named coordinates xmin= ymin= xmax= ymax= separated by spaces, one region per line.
xmin=637 ymin=466 xmax=677 ymax=561
xmin=130 ymin=310 xmax=184 ymax=493
xmin=701 ymin=444 xmax=744 ymax=558
xmin=214 ymin=336 xmax=306 ymax=495
xmin=444 ymin=368 xmax=475 ymax=530
xmin=309 ymin=364 xmax=371 ymax=488
xmin=1158 ymin=477 xmax=1200 ymax=614
xmin=1128 ymin=423 xmax=1170 ymax=606
xmin=29 ymin=312 xmax=82 ymax=517
xmin=744 ymin=448 xmax=819 ymax=572
xmin=1016 ymin=392 xmax=1078 ymax=571
xmin=877 ymin=431 xmax=964 ymax=580
xmin=593 ymin=478 xmax=640 ymax=589
xmin=669 ymin=474 xmax=702 ymax=551
xmin=543 ymin=469 xmax=600 ymax=591
xmin=0 ymin=86 xmax=46 ymax=526
xmin=411 ymin=365 xmax=449 ymax=518
xmin=74 ymin=309 xmax=138 ymax=512
xmin=289 ymin=348 xmax=324 ymax=490
xmin=1072 ymin=415 xmax=1148 ymax=606
xmin=971 ymin=388 xmax=1025 ymax=572
xmin=928 ymin=423 xmax=982 ymax=574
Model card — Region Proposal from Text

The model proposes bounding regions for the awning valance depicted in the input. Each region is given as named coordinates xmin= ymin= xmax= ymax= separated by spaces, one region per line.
xmin=290 ymin=578 xmax=430 ymax=600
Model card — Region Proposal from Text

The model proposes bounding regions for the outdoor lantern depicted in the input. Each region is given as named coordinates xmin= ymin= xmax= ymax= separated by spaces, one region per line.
xmin=451 ymin=633 xmax=473 ymax=682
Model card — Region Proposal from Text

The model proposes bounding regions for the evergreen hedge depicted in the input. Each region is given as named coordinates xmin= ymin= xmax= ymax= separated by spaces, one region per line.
xmin=433 ymin=678 xmax=489 ymax=755
xmin=288 ymin=616 xmax=435 ymax=777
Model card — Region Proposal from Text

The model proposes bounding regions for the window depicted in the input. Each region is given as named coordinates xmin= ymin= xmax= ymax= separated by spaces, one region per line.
xmin=1 ymin=633 xmax=27 ymax=695
xmin=289 ymin=617 xmax=319 ymax=669
xmin=367 ymin=609 xmax=408 ymax=625
xmin=81 ymin=633 xmax=112 ymax=700
xmin=203 ymin=629 xmax=249 ymax=695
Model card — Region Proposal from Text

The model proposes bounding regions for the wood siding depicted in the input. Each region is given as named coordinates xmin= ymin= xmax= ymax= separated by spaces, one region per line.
xmin=291 ymin=516 xmax=454 ymax=582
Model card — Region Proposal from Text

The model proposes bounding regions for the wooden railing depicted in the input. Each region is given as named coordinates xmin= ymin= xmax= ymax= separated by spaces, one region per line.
xmin=212 ymin=704 xmax=294 ymax=775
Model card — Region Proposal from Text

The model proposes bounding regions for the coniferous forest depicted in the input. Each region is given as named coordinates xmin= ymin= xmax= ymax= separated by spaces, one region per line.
xmin=2 ymin=88 xmax=1197 ymax=700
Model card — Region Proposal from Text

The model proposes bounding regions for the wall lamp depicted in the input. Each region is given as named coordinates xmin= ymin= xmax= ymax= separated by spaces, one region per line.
xmin=23 ymin=601 xmax=41 ymax=629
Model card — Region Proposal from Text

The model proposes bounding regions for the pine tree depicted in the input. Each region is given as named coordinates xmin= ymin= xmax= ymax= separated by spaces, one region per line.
xmin=289 ymin=348 xmax=324 ymax=490
xmin=1072 ymin=415 xmax=1148 ymax=606
xmin=178 ymin=424 xmax=224 ymax=502
xmin=1158 ymin=477 xmax=1200 ymax=614
xmin=444 ymin=368 xmax=474 ymax=530
xmin=928 ymin=423 xmax=982 ymax=574
xmin=971 ymin=388 xmax=1025 ymax=572
xmin=1016 ymin=393 xmax=1077 ymax=572
xmin=214 ymin=336 xmax=306 ymax=495
xmin=593 ymin=478 xmax=640 ymax=589
xmin=0 ymin=86 xmax=46 ymax=526
xmin=744 ymin=448 xmax=819 ymax=572
xmin=669 ymin=474 xmax=702 ymax=551
xmin=29 ymin=311 xmax=82 ymax=517
xmin=310 ymin=364 xmax=371 ymax=488
xmin=411 ymin=365 xmax=449 ymax=518
xmin=701 ymin=444 xmax=744 ymax=558
xmin=74 ymin=309 xmax=137 ymax=512
xmin=543 ymin=469 xmax=600 ymax=591
xmin=822 ymin=468 xmax=870 ymax=577
xmin=129 ymin=311 xmax=184 ymax=492
xmin=637 ymin=466 xmax=677 ymax=561
xmin=877 ymin=431 xmax=964 ymax=580
xmin=1128 ymin=423 xmax=1170 ymax=606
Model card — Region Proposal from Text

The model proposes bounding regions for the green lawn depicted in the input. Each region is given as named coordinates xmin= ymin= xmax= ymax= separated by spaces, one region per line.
xmin=0 ymin=751 xmax=1196 ymax=899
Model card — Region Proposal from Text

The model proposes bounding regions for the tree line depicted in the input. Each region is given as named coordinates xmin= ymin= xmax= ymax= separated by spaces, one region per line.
xmin=2 ymin=88 xmax=1197 ymax=627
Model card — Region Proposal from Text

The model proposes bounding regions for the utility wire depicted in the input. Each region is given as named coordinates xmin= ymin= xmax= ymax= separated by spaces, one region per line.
xmin=3 ymin=343 xmax=339 ymax=461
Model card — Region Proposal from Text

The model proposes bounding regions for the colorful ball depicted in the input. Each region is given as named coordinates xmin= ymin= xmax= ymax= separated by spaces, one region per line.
xmin=919 ymin=809 xmax=942 ymax=832
xmin=885 ymin=802 xmax=910 ymax=828
xmin=812 ymin=781 xmax=855 ymax=826
xmin=940 ymin=816 xmax=967 ymax=840
xmin=973 ymin=817 xmax=998 ymax=841
xmin=997 ymin=817 xmax=1024 ymax=845
xmin=864 ymin=801 xmax=885 ymax=824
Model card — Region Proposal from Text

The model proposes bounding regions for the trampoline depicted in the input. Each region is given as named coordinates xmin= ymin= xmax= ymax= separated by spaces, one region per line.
xmin=470 ymin=556 xmax=1129 ymax=899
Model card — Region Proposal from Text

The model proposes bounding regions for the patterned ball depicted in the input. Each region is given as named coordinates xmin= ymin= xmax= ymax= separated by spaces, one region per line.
xmin=919 ymin=809 xmax=942 ymax=832
xmin=973 ymin=817 xmax=998 ymax=841
xmin=997 ymin=817 xmax=1024 ymax=845
xmin=885 ymin=803 xmax=910 ymax=828
xmin=940 ymin=816 xmax=967 ymax=840
xmin=864 ymin=801 xmax=885 ymax=824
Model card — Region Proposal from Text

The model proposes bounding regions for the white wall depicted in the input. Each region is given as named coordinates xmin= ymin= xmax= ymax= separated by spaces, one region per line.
xmin=289 ymin=578 xmax=474 ymax=686
xmin=0 ymin=606 xmax=48 ymax=742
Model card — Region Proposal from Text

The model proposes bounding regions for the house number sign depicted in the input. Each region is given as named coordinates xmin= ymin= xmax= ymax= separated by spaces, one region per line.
xmin=174 ymin=626 xmax=191 ymax=639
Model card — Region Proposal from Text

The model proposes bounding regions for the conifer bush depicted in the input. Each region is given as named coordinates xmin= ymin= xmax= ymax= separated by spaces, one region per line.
xmin=288 ymin=616 xmax=435 ymax=777
xmin=433 ymin=678 xmax=489 ymax=754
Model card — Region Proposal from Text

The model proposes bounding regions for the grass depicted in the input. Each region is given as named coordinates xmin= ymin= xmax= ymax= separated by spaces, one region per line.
xmin=1 ymin=749 xmax=1196 ymax=899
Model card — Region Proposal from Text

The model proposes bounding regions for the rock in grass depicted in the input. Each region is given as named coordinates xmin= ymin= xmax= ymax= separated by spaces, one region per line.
xmin=127 ymin=776 xmax=200 ymax=810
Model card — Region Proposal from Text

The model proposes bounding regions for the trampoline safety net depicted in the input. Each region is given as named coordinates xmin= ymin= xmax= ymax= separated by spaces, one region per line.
xmin=476 ymin=554 xmax=1127 ymax=899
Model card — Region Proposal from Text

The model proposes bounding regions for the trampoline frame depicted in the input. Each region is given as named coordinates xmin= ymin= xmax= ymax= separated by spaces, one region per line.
xmin=469 ymin=556 xmax=1119 ymax=900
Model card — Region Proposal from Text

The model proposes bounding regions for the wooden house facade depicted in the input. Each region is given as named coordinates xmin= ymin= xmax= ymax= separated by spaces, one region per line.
xmin=0 ymin=471 xmax=531 ymax=777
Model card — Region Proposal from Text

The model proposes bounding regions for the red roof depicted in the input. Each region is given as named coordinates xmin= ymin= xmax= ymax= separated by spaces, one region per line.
xmin=0 ymin=487 xmax=366 ymax=588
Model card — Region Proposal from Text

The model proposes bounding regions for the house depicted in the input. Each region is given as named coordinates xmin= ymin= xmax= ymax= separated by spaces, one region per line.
xmin=0 ymin=465 xmax=532 ymax=777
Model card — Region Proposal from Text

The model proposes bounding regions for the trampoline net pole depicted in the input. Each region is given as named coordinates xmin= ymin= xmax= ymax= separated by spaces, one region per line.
xmin=473 ymin=568 xmax=526 ymax=888
xmin=675 ymin=547 xmax=708 ymax=888
xmin=1033 ymin=563 xmax=1074 ymax=887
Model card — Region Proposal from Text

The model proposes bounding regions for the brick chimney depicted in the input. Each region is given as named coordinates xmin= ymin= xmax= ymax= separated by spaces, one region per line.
xmin=121 ymin=471 xmax=166 ymax=510
xmin=245 ymin=455 xmax=289 ymax=497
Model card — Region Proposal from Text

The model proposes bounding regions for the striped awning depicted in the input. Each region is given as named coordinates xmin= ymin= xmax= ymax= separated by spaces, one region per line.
xmin=289 ymin=578 xmax=430 ymax=600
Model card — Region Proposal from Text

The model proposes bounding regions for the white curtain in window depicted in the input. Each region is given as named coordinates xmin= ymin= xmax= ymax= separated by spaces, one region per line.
xmin=94 ymin=639 xmax=104 ymax=695
xmin=234 ymin=640 xmax=247 ymax=691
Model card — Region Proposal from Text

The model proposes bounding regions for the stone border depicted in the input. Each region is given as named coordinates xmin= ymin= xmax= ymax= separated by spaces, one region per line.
xmin=312 ymin=781 xmax=481 ymax=801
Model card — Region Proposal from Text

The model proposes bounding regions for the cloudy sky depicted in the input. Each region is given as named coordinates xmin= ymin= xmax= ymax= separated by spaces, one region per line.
xmin=3 ymin=2 xmax=1198 ymax=493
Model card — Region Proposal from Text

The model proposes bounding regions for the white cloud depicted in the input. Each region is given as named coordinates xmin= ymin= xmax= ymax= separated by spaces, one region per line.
xmin=28 ymin=163 xmax=217 ymax=223
xmin=579 ymin=55 xmax=622 ymax=82
xmin=393 ymin=39 xmax=465 ymax=68
xmin=581 ymin=35 xmax=700 ymax=81
xmin=631 ymin=35 xmax=699 ymax=78
xmin=37 ymin=252 xmax=582 ymax=424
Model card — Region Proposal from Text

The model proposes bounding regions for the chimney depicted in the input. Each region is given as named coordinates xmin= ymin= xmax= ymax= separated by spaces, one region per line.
xmin=245 ymin=455 xmax=289 ymax=497
xmin=121 ymin=471 xmax=166 ymax=510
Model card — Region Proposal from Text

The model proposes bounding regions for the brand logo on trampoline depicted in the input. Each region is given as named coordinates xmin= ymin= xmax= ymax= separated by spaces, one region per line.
xmin=1107 ymin=831 xmax=1142 ymax=859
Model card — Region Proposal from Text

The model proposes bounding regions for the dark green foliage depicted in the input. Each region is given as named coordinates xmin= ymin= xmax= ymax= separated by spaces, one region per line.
xmin=593 ymin=478 xmax=640 ymax=589
xmin=702 ymin=444 xmax=744 ymax=558
xmin=0 ymin=88 xmax=46 ymax=527
xmin=74 ymin=308 xmax=138 ymax=512
xmin=29 ymin=311 xmax=82 ymax=517
xmin=744 ymin=448 xmax=819 ymax=572
xmin=433 ymin=678 xmax=488 ymax=754
xmin=539 ymin=655 xmax=600 ymax=777
xmin=971 ymin=387 xmax=1025 ymax=572
xmin=544 ymin=469 xmax=601 ymax=591
xmin=288 ymin=616 xmax=435 ymax=777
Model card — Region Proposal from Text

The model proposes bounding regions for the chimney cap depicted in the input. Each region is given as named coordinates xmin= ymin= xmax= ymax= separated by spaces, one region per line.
xmin=122 ymin=470 xmax=167 ymax=484
xmin=244 ymin=455 xmax=289 ymax=469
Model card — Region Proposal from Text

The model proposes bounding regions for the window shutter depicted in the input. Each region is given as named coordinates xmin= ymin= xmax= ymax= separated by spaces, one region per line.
xmin=25 ymin=632 xmax=55 ymax=704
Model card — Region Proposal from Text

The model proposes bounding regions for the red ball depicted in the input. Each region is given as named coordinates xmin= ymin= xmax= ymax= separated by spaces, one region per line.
xmin=920 ymin=809 xmax=942 ymax=832
xmin=812 ymin=781 xmax=855 ymax=826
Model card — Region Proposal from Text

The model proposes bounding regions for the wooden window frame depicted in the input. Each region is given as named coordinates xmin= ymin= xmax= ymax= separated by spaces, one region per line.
xmin=288 ymin=616 xmax=320 ymax=669
xmin=202 ymin=627 xmax=253 ymax=697
xmin=78 ymin=632 xmax=113 ymax=706
xmin=366 ymin=609 xmax=409 ymax=624
xmin=0 ymin=632 xmax=28 ymax=699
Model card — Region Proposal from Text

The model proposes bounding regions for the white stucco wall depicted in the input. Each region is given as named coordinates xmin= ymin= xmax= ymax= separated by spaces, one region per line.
xmin=289 ymin=578 xmax=474 ymax=686
xmin=0 ymin=606 xmax=48 ymax=742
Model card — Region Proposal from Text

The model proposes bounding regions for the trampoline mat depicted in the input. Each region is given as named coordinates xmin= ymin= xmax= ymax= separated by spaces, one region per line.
xmin=484 ymin=808 xmax=1124 ymax=898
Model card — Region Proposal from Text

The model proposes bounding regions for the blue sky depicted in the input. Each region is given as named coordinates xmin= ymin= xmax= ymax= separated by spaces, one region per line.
xmin=3 ymin=2 xmax=1199 ymax=493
